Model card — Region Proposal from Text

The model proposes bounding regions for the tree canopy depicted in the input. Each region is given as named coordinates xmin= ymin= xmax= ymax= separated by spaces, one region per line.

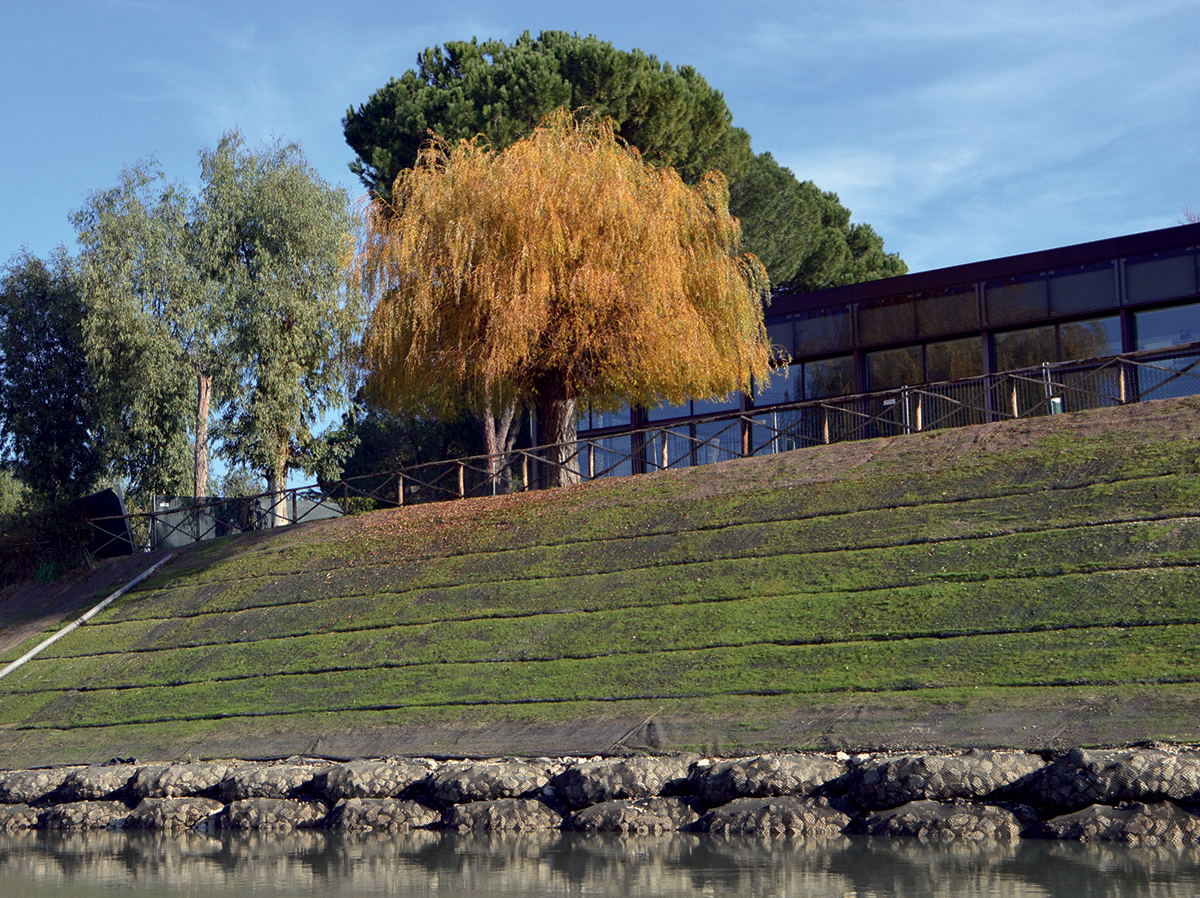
xmin=72 ymin=161 xmax=216 ymax=500
xmin=196 ymin=133 xmax=359 ymax=519
xmin=730 ymin=151 xmax=908 ymax=292
xmin=344 ymin=31 xmax=751 ymax=202
xmin=0 ymin=249 xmax=104 ymax=505
xmin=357 ymin=111 xmax=773 ymax=487
xmin=344 ymin=31 xmax=905 ymax=293
xmin=72 ymin=134 xmax=359 ymax=518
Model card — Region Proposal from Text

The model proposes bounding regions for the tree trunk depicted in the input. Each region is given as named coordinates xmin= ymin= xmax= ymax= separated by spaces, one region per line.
xmin=474 ymin=396 xmax=524 ymax=494
xmin=266 ymin=438 xmax=288 ymax=528
xmin=193 ymin=368 xmax=211 ymax=499
xmin=537 ymin=380 xmax=579 ymax=489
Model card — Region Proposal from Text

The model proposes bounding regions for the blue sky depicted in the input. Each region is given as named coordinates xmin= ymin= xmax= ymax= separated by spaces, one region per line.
xmin=3 ymin=0 xmax=1198 ymax=276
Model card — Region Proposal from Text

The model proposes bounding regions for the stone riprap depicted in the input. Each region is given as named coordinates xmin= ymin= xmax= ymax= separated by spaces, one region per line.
xmin=1018 ymin=747 xmax=1200 ymax=814
xmin=318 ymin=758 xmax=435 ymax=801
xmin=562 ymin=797 xmax=698 ymax=834
xmin=126 ymin=796 xmax=225 ymax=831
xmin=326 ymin=797 xmax=441 ymax=832
xmin=0 ymin=767 xmax=81 ymax=804
xmin=130 ymin=761 xmax=241 ymax=800
xmin=424 ymin=759 xmax=553 ymax=808
xmin=552 ymin=756 xmax=694 ymax=810
xmin=55 ymin=763 xmax=140 ymax=803
xmin=852 ymin=799 xmax=1036 ymax=842
xmin=697 ymin=796 xmax=850 ymax=838
xmin=845 ymin=750 xmax=1044 ymax=810
xmin=690 ymin=754 xmax=844 ymax=807
xmin=441 ymin=798 xmax=564 ymax=832
xmin=218 ymin=762 xmax=324 ymax=802
xmin=3 ymin=748 xmax=1200 ymax=846
xmin=1034 ymin=800 xmax=1200 ymax=847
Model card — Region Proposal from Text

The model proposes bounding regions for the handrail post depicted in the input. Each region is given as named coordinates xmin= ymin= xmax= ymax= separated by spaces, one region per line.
xmin=397 ymin=473 xmax=404 ymax=506
xmin=457 ymin=461 xmax=465 ymax=498
xmin=522 ymin=453 xmax=529 ymax=491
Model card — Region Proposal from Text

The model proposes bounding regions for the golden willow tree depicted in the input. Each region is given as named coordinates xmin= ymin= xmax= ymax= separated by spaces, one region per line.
xmin=358 ymin=109 xmax=775 ymax=488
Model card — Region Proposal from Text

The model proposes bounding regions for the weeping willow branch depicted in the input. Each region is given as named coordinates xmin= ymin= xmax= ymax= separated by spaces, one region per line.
xmin=357 ymin=109 xmax=777 ymax=487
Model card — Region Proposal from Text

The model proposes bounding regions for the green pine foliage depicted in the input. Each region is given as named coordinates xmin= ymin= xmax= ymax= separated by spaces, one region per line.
xmin=343 ymin=31 xmax=905 ymax=293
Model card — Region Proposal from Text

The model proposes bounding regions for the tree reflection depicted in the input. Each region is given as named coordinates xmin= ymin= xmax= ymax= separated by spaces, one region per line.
xmin=3 ymin=831 xmax=1200 ymax=896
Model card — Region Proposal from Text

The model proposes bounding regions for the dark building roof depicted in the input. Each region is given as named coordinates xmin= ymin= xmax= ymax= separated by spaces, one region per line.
xmin=770 ymin=222 xmax=1200 ymax=317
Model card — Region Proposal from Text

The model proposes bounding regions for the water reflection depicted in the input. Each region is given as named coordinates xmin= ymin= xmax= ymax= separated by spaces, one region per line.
xmin=1 ymin=830 xmax=1200 ymax=897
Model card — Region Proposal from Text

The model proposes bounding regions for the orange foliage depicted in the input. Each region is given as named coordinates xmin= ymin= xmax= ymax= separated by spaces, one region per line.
xmin=357 ymin=109 xmax=775 ymax=418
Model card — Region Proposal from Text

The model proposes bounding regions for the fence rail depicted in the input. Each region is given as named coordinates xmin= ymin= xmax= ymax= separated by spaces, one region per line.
xmin=86 ymin=343 xmax=1200 ymax=553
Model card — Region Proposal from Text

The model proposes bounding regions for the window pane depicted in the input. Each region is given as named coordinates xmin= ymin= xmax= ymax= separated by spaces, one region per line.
xmin=805 ymin=356 xmax=856 ymax=398
xmin=754 ymin=364 xmax=802 ymax=406
xmin=986 ymin=274 xmax=1048 ymax=326
xmin=1059 ymin=316 xmax=1121 ymax=361
xmin=994 ymin=325 xmax=1057 ymax=370
xmin=926 ymin=336 xmax=983 ymax=382
xmin=794 ymin=305 xmax=853 ymax=354
xmin=693 ymin=393 xmax=741 ymax=415
xmin=858 ymin=295 xmax=916 ymax=345
xmin=765 ymin=320 xmax=794 ymax=357
xmin=1135 ymin=301 xmax=1200 ymax=351
xmin=1048 ymin=263 xmax=1117 ymax=316
xmin=866 ymin=346 xmax=922 ymax=391
xmin=915 ymin=286 xmax=978 ymax=338
xmin=591 ymin=404 xmax=631 ymax=430
xmin=1126 ymin=248 xmax=1197 ymax=305
xmin=646 ymin=398 xmax=691 ymax=421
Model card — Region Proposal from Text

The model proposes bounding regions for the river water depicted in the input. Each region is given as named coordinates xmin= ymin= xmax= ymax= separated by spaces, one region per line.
xmin=3 ymin=830 xmax=1200 ymax=897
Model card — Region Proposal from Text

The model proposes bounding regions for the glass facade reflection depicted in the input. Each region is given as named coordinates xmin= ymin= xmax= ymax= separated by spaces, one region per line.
xmin=646 ymin=398 xmax=691 ymax=422
xmin=794 ymin=305 xmax=854 ymax=355
xmin=1060 ymin=316 xmax=1121 ymax=361
xmin=859 ymin=295 xmax=916 ymax=345
xmin=994 ymin=325 xmax=1058 ymax=371
xmin=579 ymin=222 xmax=1200 ymax=446
xmin=986 ymin=274 xmax=1048 ymax=326
xmin=581 ymin=404 xmax=632 ymax=430
xmin=1047 ymin=263 xmax=1118 ymax=316
xmin=1126 ymin=247 xmax=1197 ymax=304
xmin=867 ymin=345 xmax=922 ymax=391
xmin=754 ymin=364 xmax=802 ymax=406
xmin=805 ymin=356 xmax=856 ymax=399
xmin=927 ymin=337 xmax=983 ymax=382
xmin=1136 ymin=300 xmax=1200 ymax=351
xmin=916 ymin=286 xmax=978 ymax=337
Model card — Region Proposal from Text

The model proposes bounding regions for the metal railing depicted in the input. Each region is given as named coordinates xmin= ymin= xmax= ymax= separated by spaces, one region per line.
xmin=85 ymin=342 xmax=1200 ymax=553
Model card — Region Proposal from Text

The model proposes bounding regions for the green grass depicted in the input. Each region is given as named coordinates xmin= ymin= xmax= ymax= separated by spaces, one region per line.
xmin=5 ymin=396 xmax=1200 ymax=764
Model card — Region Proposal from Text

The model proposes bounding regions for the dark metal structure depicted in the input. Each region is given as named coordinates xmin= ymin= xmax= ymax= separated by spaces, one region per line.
xmin=579 ymin=221 xmax=1200 ymax=440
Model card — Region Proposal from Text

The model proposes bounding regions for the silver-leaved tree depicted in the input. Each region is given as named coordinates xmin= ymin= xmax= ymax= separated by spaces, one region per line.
xmin=74 ymin=132 xmax=359 ymax=521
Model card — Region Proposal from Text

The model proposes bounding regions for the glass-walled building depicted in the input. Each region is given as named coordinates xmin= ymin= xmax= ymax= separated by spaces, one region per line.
xmin=579 ymin=221 xmax=1200 ymax=445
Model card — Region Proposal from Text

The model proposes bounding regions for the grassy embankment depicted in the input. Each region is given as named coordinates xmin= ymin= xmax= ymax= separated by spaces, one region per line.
xmin=2 ymin=396 xmax=1200 ymax=766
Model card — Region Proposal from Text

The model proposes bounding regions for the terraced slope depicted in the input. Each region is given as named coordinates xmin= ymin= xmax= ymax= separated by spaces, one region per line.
xmin=4 ymin=396 xmax=1200 ymax=766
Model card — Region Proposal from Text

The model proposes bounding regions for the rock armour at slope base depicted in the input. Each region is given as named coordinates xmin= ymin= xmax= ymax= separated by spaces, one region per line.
xmin=2 ymin=748 xmax=1200 ymax=846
